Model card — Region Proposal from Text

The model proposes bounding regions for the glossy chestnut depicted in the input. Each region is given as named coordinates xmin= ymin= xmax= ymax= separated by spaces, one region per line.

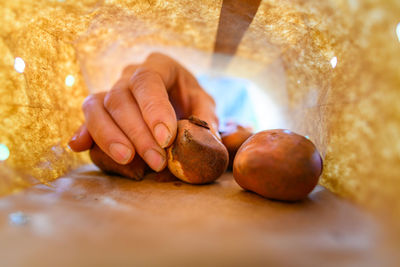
xmin=233 ymin=129 xmax=323 ymax=201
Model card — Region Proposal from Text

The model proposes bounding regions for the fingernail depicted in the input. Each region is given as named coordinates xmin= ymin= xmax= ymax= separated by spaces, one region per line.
xmin=109 ymin=143 xmax=132 ymax=165
xmin=144 ymin=149 xmax=166 ymax=172
xmin=154 ymin=123 xmax=172 ymax=148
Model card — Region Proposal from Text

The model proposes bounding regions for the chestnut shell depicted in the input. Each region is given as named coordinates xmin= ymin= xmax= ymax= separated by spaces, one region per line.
xmin=167 ymin=117 xmax=229 ymax=184
xmin=90 ymin=144 xmax=148 ymax=181
xmin=221 ymin=124 xmax=253 ymax=169
xmin=233 ymin=129 xmax=323 ymax=201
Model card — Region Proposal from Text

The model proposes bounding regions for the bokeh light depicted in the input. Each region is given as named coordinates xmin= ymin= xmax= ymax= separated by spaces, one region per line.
xmin=396 ymin=22 xmax=400 ymax=42
xmin=65 ymin=75 xmax=75 ymax=86
xmin=8 ymin=212 xmax=29 ymax=226
xmin=330 ymin=56 xmax=338 ymax=68
xmin=14 ymin=57 xmax=25 ymax=73
xmin=0 ymin=144 xmax=10 ymax=161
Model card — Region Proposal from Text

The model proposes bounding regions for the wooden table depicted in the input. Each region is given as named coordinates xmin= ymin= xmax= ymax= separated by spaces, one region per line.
xmin=0 ymin=165 xmax=397 ymax=266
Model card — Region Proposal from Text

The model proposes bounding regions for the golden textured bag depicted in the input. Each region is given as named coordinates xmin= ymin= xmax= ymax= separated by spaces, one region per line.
xmin=0 ymin=0 xmax=399 ymax=221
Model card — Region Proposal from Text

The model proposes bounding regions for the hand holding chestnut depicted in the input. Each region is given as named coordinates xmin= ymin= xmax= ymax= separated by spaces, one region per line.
xmin=167 ymin=116 xmax=229 ymax=184
xmin=89 ymin=116 xmax=228 ymax=184
xmin=89 ymin=124 xmax=323 ymax=201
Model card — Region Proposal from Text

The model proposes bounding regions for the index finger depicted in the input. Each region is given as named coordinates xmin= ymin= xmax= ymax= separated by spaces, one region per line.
xmin=128 ymin=54 xmax=182 ymax=148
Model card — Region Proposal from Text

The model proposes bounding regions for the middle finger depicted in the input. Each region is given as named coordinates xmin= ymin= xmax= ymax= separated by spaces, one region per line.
xmin=104 ymin=85 xmax=167 ymax=172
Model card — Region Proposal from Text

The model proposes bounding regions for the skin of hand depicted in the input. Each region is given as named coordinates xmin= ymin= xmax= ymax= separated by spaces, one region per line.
xmin=68 ymin=53 xmax=219 ymax=173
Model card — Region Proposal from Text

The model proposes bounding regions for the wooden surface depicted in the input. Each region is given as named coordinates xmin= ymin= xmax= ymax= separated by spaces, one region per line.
xmin=0 ymin=165 xmax=397 ymax=267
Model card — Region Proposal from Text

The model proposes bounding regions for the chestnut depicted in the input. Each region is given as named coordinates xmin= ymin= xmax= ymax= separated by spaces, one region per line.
xmin=167 ymin=116 xmax=229 ymax=184
xmin=233 ymin=129 xmax=323 ymax=201
xmin=90 ymin=144 xmax=148 ymax=181
xmin=220 ymin=123 xmax=253 ymax=169
xmin=146 ymin=168 xmax=179 ymax=183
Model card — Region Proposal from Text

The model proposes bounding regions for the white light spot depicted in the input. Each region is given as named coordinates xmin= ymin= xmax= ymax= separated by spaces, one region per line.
xmin=330 ymin=56 xmax=338 ymax=68
xmin=396 ymin=22 xmax=400 ymax=42
xmin=14 ymin=57 xmax=25 ymax=73
xmin=9 ymin=211 xmax=29 ymax=226
xmin=65 ymin=75 xmax=75 ymax=86
xmin=98 ymin=196 xmax=129 ymax=210
xmin=305 ymin=135 xmax=310 ymax=139
xmin=100 ymin=196 xmax=118 ymax=207
xmin=0 ymin=144 xmax=10 ymax=161
xmin=283 ymin=129 xmax=292 ymax=134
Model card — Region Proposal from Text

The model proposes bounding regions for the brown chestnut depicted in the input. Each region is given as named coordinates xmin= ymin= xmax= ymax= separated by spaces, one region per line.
xmin=90 ymin=144 xmax=148 ymax=181
xmin=220 ymin=123 xmax=253 ymax=169
xmin=167 ymin=116 xmax=229 ymax=184
xmin=233 ymin=129 xmax=323 ymax=201
xmin=146 ymin=168 xmax=179 ymax=183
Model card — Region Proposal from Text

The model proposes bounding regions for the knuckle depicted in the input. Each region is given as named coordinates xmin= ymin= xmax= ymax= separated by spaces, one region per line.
xmin=103 ymin=90 xmax=122 ymax=112
xmin=82 ymin=94 xmax=98 ymax=112
xmin=132 ymin=67 xmax=157 ymax=85
xmin=146 ymin=52 xmax=164 ymax=61
xmin=122 ymin=64 xmax=136 ymax=77
xmin=142 ymin=99 xmax=167 ymax=116
xmin=125 ymin=125 xmax=145 ymax=141
xmin=130 ymin=67 xmax=161 ymax=94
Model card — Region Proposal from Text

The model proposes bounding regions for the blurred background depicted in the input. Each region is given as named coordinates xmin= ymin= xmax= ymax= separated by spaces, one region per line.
xmin=0 ymin=0 xmax=399 ymax=266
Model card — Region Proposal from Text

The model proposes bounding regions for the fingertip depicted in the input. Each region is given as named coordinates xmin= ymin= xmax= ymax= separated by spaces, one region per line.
xmin=143 ymin=149 xmax=167 ymax=172
xmin=67 ymin=141 xmax=78 ymax=152
xmin=68 ymin=140 xmax=81 ymax=152
xmin=154 ymin=122 xmax=177 ymax=148
xmin=68 ymin=125 xmax=93 ymax=152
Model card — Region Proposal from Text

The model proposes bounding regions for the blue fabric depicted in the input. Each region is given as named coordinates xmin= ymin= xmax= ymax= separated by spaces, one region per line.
xmin=197 ymin=75 xmax=258 ymax=132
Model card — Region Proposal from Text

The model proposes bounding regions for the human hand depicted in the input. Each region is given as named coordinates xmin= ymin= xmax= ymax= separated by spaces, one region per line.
xmin=68 ymin=53 xmax=218 ymax=172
